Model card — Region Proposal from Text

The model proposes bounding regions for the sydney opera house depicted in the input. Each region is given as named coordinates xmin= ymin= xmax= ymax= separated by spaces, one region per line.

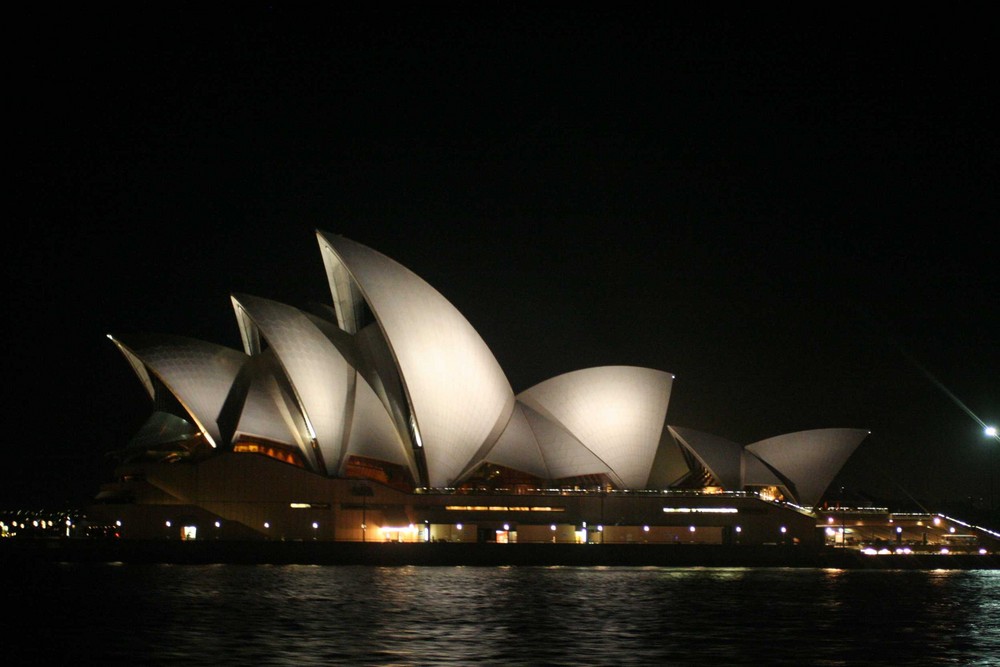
xmin=89 ymin=231 xmax=871 ymax=547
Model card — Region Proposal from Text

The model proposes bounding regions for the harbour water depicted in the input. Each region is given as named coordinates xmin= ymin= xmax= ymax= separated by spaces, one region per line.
xmin=9 ymin=563 xmax=1000 ymax=665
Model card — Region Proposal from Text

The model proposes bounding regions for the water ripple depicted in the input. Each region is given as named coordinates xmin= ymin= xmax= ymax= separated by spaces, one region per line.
xmin=7 ymin=564 xmax=1000 ymax=665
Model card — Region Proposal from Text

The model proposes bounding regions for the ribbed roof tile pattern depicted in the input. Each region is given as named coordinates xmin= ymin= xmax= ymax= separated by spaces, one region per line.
xmin=474 ymin=403 xmax=550 ymax=480
xmin=518 ymin=366 xmax=674 ymax=488
xmin=232 ymin=352 xmax=307 ymax=450
xmin=232 ymin=294 xmax=354 ymax=476
xmin=519 ymin=402 xmax=615 ymax=482
xmin=317 ymin=232 xmax=515 ymax=488
xmin=110 ymin=334 xmax=247 ymax=448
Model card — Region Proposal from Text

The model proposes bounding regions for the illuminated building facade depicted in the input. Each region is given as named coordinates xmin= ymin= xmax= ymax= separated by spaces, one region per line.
xmin=90 ymin=232 xmax=873 ymax=546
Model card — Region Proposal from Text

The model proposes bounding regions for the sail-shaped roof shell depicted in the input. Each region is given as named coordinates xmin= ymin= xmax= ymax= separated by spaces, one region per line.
xmin=668 ymin=426 xmax=744 ymax=490
xmin=746 ymin=428 xmax=869 ymax=508
xmin=474 ymin=403 xmax=551 ymax=480
xmin=109 ymin=334 xmax=247 ymax=448
xmin=232 ymin=294 xmax=354 ymax=476
xmin=317 ymin=232 xmax=515 ymax=488
xmin=229 ymin=351 xmax=311 ymax=452
xmin=106 ymin=233 xmax=869 ymax=504
xmin=518 ymin=366 xmax=674 ymax=489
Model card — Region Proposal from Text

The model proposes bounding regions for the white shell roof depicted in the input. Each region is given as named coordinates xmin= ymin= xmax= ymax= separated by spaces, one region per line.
xmin=343 ymin=368 xmax=415 ymax=477
xmin=475 ymin=402 xmax=551 ymax=480
xmin=108 ymin=234 xmax=869 ymax=497
xmin=741 ymin=450 xmax=785 ymax=488
xmin=519 ymin=402 xmax=616 ymax=482
xmin=668 ymin=426 xmax=744 ymax=490
xmin=317 ymin=231 xmax=515 ymax=488
xmin=232 ymin=352 xmax=311 ymax=454
xmin=232 ymin=294 xmax=354 ymax=476
xmin=518 ymin=366 xmax=674 ymax=489
xmin=108 ymin=334 xmax=247 ymax=448
xmin=746 ymin=428 xmax=870 ymax=508
xmin=646 ymin=426 xmax=691 ymax=489
xmin=303 ymin=312 xmax=415 ymax=477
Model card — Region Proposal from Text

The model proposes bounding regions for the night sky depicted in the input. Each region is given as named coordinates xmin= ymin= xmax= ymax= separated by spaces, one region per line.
xmin=7 ymin=5 xmax=997 ymax=512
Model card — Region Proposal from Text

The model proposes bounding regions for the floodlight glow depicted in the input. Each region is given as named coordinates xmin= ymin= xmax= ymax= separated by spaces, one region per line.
xmin=897 ymin=348 xmax=997 ymax=438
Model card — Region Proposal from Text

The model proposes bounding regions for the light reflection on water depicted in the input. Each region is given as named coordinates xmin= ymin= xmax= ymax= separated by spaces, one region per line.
xmin=8 ymin=564 xmax=1000 ymax=666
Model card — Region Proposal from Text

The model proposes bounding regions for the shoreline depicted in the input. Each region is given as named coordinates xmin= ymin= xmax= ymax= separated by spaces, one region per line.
xmin=4 ymin=538 xmax=999 ymax=569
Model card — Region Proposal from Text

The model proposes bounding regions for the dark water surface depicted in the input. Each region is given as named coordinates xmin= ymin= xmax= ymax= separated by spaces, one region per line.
xmin=9 ymin=564 xmax=1000 ymax=665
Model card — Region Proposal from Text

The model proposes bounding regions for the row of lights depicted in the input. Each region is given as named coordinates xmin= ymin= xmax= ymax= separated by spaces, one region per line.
xmin=500 ymin=523 xmax=756 ymax=534
xmin=128 ymin=518 xmax=788 ymax=541
xmin=862 ymin=547 xmax=990 ymax=556
xmin=1 ymin=517 xmax=76 ymax=537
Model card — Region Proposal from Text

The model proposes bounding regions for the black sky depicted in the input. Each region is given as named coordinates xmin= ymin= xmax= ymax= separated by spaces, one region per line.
xmin=7 ymin=5 xmax=997 ymax=510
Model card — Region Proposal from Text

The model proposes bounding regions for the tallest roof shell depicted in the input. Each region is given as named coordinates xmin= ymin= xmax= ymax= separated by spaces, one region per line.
xmin=317 ymin=231 xmax=515 ymax=488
